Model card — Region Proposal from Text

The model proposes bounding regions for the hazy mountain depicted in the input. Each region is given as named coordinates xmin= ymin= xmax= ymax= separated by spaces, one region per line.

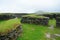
xmin=35 ymin=10 xmax=46 ymax=14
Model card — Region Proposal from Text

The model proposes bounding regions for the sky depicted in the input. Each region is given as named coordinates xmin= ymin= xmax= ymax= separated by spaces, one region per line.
xmin=0 ymin=0 xmax=60 ymax=13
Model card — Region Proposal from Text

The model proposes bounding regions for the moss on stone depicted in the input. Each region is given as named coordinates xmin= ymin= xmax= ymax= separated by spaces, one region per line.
xmin=0 ymin=18 xmax=21 ymax=34
xmin=22 ymin=15 xmax=48 ymax=18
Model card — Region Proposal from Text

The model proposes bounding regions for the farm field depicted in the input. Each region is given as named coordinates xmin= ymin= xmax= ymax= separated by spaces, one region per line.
xmin=17 ymin=19 xmax=60 ymax=40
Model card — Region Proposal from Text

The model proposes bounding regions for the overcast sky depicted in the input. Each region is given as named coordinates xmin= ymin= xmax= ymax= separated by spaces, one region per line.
xmin=0 ymin=0 xmax=60 ymax=13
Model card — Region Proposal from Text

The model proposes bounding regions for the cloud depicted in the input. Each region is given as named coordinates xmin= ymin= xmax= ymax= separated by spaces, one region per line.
xmin=0 ymin=0 xmax=60 ymax=13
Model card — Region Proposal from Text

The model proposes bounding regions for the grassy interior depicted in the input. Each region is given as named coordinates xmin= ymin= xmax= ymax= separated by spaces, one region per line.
xmin=17 ymin=19 xmax=60 ymax=40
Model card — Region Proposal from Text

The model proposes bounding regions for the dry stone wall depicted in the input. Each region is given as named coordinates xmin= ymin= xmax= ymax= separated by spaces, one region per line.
xmin=21 ymin=17 xmax=49 ymax=25
xmin=56 ymin=17 xmax=60 ymax=27
xmin=0 ymin=25 xmax=22 ymax=40
xmin=0 ymin=14 xmax=15 ymax=20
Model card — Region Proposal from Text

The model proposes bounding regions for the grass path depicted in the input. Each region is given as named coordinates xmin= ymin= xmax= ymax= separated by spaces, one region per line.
xmin=17 ymin=24 xmax=49 ymax=40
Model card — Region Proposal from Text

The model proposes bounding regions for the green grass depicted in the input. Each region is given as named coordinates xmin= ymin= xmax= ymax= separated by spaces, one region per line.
xmin=17 ymin=19 xmax=60 ymax=40
xmin=22 ymin=14 xmax=48 ymax=18
xmin=0 ymin=18 xmax=20 ymax=33
xmin=0 ymin=18 xmax=60 ymax=40
xmin=49 ymin=19 xmax=60 ymax=34
xmin=49 ymin=19 xmax=56 ymax=26
xmin=17 ymin=24 xmax=48 ymax=40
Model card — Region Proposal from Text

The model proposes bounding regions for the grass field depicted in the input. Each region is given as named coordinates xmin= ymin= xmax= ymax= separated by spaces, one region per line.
xmin=17 ymin=19 xmax=60 ymax=40
xmin=0 ymin=18 xmax=60 ymax=40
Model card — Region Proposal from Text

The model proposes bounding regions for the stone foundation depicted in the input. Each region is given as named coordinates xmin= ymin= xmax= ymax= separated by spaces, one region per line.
xmin=0 ymin=25 xmax=22 ymax=40
xmin=21 ymin=17 xmax=49 ymax=25
xmin=56 ymin=17 xmax=60 ymax=27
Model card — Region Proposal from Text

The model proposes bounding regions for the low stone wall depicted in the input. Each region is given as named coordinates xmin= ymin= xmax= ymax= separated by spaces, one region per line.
xmin=21 ymin=17 xmax=49 ymax=25
xmin=14 ymin=13 xmax=29 ymax=18
xmin=0 ymin=14 xmax=15 ymax=20
xmin=0 ymin=25 xmax=22 ymax=40
xmin=43 ymin=14 xmax=53 ymax=19
xmin=56 ymin=17 xmax=60 ymax=27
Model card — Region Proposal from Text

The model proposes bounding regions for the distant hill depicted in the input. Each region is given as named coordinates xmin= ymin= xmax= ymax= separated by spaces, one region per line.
xmin=35 ymin=10 xmax=46 ymax=14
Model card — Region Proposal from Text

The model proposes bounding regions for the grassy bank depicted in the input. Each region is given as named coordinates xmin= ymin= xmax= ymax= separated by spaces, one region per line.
xmin=0 ymin=18 xmax=20 ymax=33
